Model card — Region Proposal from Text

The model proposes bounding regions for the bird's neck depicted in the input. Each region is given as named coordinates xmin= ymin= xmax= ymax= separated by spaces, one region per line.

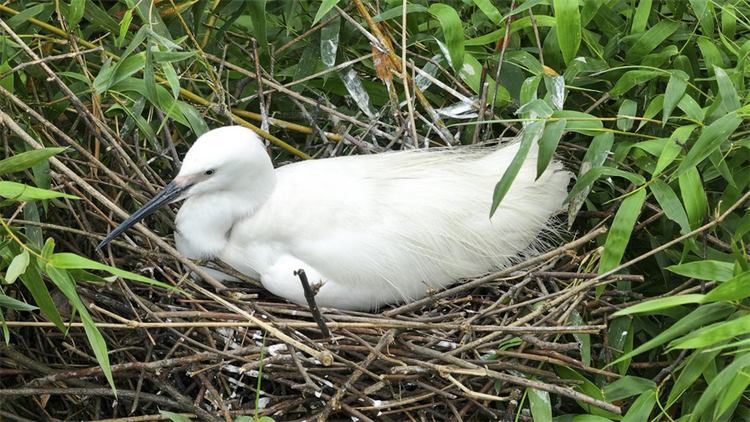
xmin=175 ymin=173 xmax=277 ymax=259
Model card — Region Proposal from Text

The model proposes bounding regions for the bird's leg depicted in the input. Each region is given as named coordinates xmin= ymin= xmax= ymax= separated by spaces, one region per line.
xmin=294 ymin=269 xmax=332 ymax=339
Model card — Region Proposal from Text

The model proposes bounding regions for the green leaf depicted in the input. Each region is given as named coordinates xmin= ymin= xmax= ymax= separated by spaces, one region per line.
xmin=0 ymin=62 xmax=13 ymax=94
xmin=631 ymin=0 xmax=652 ymax=34
xmin=428 ymin=4 xmax=465 ymax=73
xmin=670 ymin=314 xmax=750 ymax=350
xmin=688 ymin=352 xmax=750 ymax=422
xmin=0 ymin=148 xmax=66 ymax=176
xmin=553 ymin=0 xmax=581 ymax=65
xmin=667 ymin=260 xmax=735 ymax=281
xmin=5 ymin=250 xmax=30 ymax=284
xmin=0 ymin=293 xmax=37 ymax=311
xmin=118 ymin=9 xmax=133 ymax=48
xmin=599 ymin=189 xmax=645 ymax=273
xmin=0 ymin=182 xmax=78 ymax=202
xmin=536 ymin=119 xmax=566 ymax=180
xmin=553 ymin=110 xmax=603 ymax=136
xmin=247 ymin=0 xmax=268 ymax=56
xmin=565 ymin=167 xmax=646 ymax=204
xmin=603 ymin=376 xmax=656 ymax=401
xmin=374 ymin=4 xmax=428 ymax=23
xmin=528 ymin=388 xmax=552 ymax=422
xmin=490 ymin=121 xmax=544 ymax=217
xmin=312 ymin=0 xmax=341 ymax=26
xmin=459 ymin=53 xmax=510 ymax=105
xmin=82 ymin=0 xmax=119 ymax=34
xmin=653 ymin=125 xmax=696 ymax=177
xmin=49 ymin=253 xmax=181 ymax=292
xmin=159 ymin=411 xmax=192 ymax=422
xmin=613 ymin=294 xmax=704 ymax=316
xmin=94 ymin=54 xmax=146 ymax=94
xmin=701 ymin=271 xmax=750 ymax=303
xmin=663 ymin=71 xmax=688 ymax=125
xmin=611 ymin=303 xmax=734 ymax=365
xmin=473 ymin=0 xmax=503 ymax=25
xmin=610 ymin=70 xmax=661 ymax=97
xmin=19 ymin=261 xmax=64 ymax=331
xmin=650 ymin=179 xmax=691 ymax=234
xmin=622 ymin=391 xmax=657 ymax=422
xmin=714 ymin=66 xmax=741 ymax=112
xmin=672 ymin=113 xmax=742 ymax=178
xmin=617 ymin=99 xmax=637 ymax=131
xmin=678 ymin=167 xmax=707 ymax=230
xmin=625 ymin=21 xmax=680 ymax=63
xmin=667 ymin=345 xmax=723 ymax=406
xmin=46 ymin=265 xmax=115 ymax=392
xmin=66 ymin=0 xmax=86 ymax=31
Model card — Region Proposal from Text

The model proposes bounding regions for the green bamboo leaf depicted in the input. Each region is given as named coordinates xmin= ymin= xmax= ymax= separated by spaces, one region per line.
xmin=611 ymin=303 xmax=733 ymax=365
xmin=599 ymin=189 xmax=647 ymax=273
xmin=0 ymin=293 xmax=37 ymax=311
xmin=373 ymin=4 xmax=428 ymax=23
xmin=19 ymin=259 xmax=65 ymax=331
xmin=689 ymin=0 xmax=714 ymax=39
xmin=650 ymin=179 xmax=691 ymax=234
xmin=701 ymin=271 xmax=750 ymax=303
xmin=66 ymin=0 xmax=86 ymax=32
xmin=667 ymin=346 xmax=723 ymax=406
xmin=472 ymin=0 xmax=503 ymax=25
xmin=94 ymin=54 xmax=146 ymax=94
xmin=696 ymin=37 xmax=723 ymax=76
xmin=82 ymin=0 xmax=119 ymax=34
xmin=5 ymin=250 xmax=29 ymax=284
xmin=613 ymin=294 xmax=704 ymax=316
xmin=677 ymin=94 xmax=705 ymax=123
xmin=622 ymin=391 xmax=657 ymax=422
xmin=490 ymin=121 xmax=544 ymax=217
xmin=631 ymin=0 xmax=652 ymax=34
xmin=528 ymin=388 xmax=552 ymax=422
xmin=663 ymin=71 xmax=688 ymax=125
xmin=625 ymin=21 xmax=679 ymax=63
xmin=678 ymin=167 xmax=707 ymax=229
xmin=312 ymin=0 xmax=341 ymax=26
xmin=247 ymin=0 xmax=268 ymax=56
xmin=117 ymin=9 xmax=132 ymax=48
xmin=721 ymin=3 xmax=736 ymax=38
xmin=565 ymin=167 xmax=646 ymax=204
xmin=617 ymin=99 xmax=637 ymax=131
xmin=159 ymin=411 xmax=192 ymax=422
xmin=673 ymin=113 xmax=741 ymax=179
xmin=671 ymin=314 xmax=750 ymax=350
xmin=428 ymin=4 xmax=465 ymax=73
xmin=688 ymin=352 xmax=750 ymax=422
xmin=553 ymin=0 xmax=581 ymax=65
xmin=176 ymin=101 xmax=209 ymax=137
xmin=603 ymin=376 xmax=656 ymax=401
xmin=6 ymin=4 xmax=51 ymax=28
xmin=653 ymin=125 xmax=696 ymax=177
xmin=714 ymin=66 xmax=741 ymax=112
xmin=553 ymin=110 xmax=603 ymax=136
xmin=46 ymin=265 xmax=115 ymax=392
xmin=536 ymin=119 xmax=566 ymax=180
xmin=667 ymin=260 xmax=735 ymax=281
xmin=0 ymin=182 xmax=78 ymax=202
xmin=716 ymin=368 xmax=750 ymax=418
xmin=459 ymin=53 xmax=510 ymax=105
xmin=610 ymin=70 xmax=660 ymax=97
xmin=49 ymin=253 xmax=181 ymax=292
xmin=0 ymin=62 xmax=13 ymax=94
xmin=0 ymin=148 xmax=65 ymax=176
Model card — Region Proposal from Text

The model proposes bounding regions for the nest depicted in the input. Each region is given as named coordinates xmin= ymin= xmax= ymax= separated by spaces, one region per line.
xmin=2 ymin=198 xmax=645 ymax=421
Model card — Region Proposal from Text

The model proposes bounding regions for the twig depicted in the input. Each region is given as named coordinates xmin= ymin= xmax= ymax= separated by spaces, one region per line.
xmin=295 ymin=269 xmax=332 ymax=339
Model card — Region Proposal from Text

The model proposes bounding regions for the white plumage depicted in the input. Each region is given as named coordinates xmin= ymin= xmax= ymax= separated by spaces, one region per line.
xmin=99 ymin=126 xmax=570 ymax=311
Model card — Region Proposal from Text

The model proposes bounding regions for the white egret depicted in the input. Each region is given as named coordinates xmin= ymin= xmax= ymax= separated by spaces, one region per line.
xmin=97 ymin=127 xmax=570 ymax=310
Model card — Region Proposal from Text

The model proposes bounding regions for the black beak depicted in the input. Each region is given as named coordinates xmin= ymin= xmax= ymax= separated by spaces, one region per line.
xmin=96 ymin=179 xmax=192 ymax=250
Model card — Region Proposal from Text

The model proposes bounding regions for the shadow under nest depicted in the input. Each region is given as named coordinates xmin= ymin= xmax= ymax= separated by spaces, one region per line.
xmin=0 ymin=211 xmax=643 ymax=422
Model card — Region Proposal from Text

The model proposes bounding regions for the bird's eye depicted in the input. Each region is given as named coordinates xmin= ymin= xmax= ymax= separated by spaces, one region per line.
xmin=204 ymin=169 xmax=215 ymax=176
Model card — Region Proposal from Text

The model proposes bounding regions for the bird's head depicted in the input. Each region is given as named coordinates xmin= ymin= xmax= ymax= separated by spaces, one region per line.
xmin=96 ymin=126 xmax=271 ymax=250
